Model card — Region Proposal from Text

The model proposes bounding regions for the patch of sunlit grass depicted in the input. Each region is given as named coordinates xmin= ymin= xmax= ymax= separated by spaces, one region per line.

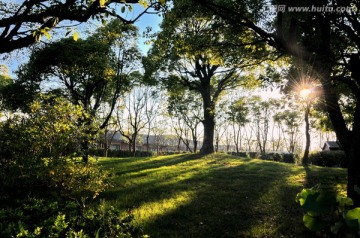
xmin=98 ymin=153 xmax=346 ymax=237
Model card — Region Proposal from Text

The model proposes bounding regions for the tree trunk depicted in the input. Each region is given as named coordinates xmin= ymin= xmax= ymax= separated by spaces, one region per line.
xmin=132 ymin=133 xmax=137 ymax=157
xmin=81 ymin=139 xmax=89 ymax=163
xmin=346 ymin=99 xmax=360 ymax=205
xmin=200 ymin=94 xmax=215 ymax=154
xmin=302 ymin=104 xmax=310 ymax=165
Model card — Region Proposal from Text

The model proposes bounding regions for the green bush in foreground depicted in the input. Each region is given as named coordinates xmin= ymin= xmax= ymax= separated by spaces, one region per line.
xmin=0 ymin=198 xmax=147 ymax=238
xmin=296 ymin=185 xmax=360 ymax=237
xmin=0 ymin=95 xmax=146 ymax=237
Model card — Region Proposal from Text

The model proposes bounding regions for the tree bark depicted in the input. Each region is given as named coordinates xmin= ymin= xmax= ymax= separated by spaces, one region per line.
xmin=302 ymin=104 xmax=310 ymax=165
xmin=200 ymin=88 xmax=215 ymax=155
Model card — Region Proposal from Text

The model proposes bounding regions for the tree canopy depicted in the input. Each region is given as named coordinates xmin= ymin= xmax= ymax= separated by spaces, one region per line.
xmin=0 ymin=0 xmax=166 ymax=53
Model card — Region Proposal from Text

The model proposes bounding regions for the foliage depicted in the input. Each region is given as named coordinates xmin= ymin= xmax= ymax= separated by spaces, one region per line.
xmin=0 ymin=94 xmax=106 ymax=197
xmin=0 ymin=0 xmax=167 ymax=53
xmin=296 ymin=185 xmax=360 ymax=237
xmin=89 ymin=148 xmax=154 ymax=158
xmin=0 ymin=95 xmax=88 ymax=193
xmin=309 ymin=151 xmax=347 ymax=168
xmin=0 ymin=198 xmax=147 ymax=238
xmin=0 ymin=94 xmax=145 ymax=237
xmin=261 ymin=153 xmax=299 ymax=164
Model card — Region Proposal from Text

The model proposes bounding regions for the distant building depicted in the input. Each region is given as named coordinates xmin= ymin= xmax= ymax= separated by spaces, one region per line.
xmin=322 ymin=141 xmax=342 ymax=151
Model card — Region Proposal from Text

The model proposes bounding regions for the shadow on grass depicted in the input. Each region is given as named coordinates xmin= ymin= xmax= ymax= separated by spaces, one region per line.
xmin=302 ymin=164 xmax=347 ymax=192
xmin=99 ymin=154 xmax=346 ymax=238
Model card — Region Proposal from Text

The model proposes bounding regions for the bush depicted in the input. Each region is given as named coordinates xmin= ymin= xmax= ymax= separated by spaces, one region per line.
xmin=89 ymin=148 xmax=154 ymax=158
xmin=0 ymin=198 xmax=147 ymax=238
xmin=296 ymin=185 xmax=360 ymax=236
xmin=257 ymin=153 xmax=298 ymax=164
xmin=309 ymin=151 xmax=347 ymax=168
xmin=0 ymin=96 xmax=146 ymax=238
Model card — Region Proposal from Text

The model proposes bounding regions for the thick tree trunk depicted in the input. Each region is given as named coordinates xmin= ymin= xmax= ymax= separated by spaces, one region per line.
xmin=302 ymin=104 xmax=310 ymax=165
xmin=201 ymin=117 xmax=215 ymax=154
xmin=200 ymin=89 xmax=215 ymax=155
xmin=347 ymin=102 xmax=360 ymax=205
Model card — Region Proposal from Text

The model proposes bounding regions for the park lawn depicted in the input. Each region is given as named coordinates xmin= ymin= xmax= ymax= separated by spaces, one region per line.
xmin=98 ymin=153 xmax=347 ymax=238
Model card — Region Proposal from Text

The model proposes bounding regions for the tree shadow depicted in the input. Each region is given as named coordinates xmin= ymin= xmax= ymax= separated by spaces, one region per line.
xmin=302 ymin=164 xmax=347 ymax=192
xmin=145 ymin=162 xmax=308 ymax=237
xmin=100 ymin=154 xmax=346 ymax=237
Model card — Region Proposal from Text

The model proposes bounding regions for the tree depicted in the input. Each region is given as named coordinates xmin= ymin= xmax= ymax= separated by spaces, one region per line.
xmin=145 ymin=6 xmax=267 ymax=154
xmin=248 ymin=97 xmax=279 ymax=154
xmin=0 ymin=65 xmax=12 ymax=110
xmin=116 ymin=86 xmax=148 ymax=156
xmin=12 ymin=20 xmax=140 ymax=162
xmin=0 ymin=0 xmax=166 ymax=53
xmin=168 ymin=88 xmax=202 ymax=153
xmin=227 ymin=96 xmax=250 ymax=153
xmin=190 ymin=0 xmax=360 ymax=205
xmin=274 ymin=107 xmax=302 ymax=154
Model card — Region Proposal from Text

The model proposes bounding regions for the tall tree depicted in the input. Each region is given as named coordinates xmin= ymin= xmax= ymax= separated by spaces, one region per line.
xmin=191 ymin=0 xmax=360 ymax=204
xmin=13 ymin=20 xmax=140 ymax=162
xmin=145 ymin=6 xmax=267 ymax=154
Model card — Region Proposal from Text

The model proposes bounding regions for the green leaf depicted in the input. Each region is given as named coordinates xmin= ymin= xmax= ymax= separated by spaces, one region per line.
xmin=337 ymin=195 xmax=353 ymax=212
xmin=139 ymin=0 xmax=148 ymax=8
xmin=296 ymin=188 xmax=315 ymax=206
xmin=303 ymin=213 xmax=327 ymax=231
xmin=159 ymin=0 xmax=166 ymax=5
xmin=44 ymin=31 xmax=51 ymax=40
xmin=345 ymin=208 xmax=360 ymax=231
xmin=99 ymin=0 xmax=106 ymax=7
xmin=73 ymin=32 xmax=79 ymax=41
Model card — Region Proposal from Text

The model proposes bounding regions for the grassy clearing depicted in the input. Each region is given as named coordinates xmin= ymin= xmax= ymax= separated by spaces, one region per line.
xmin=98 ymin=153 xmax=347 ymax=238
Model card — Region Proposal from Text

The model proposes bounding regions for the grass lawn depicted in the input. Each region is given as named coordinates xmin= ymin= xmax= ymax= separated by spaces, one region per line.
xmin=98 ymin=153 xmax=347 ymax=238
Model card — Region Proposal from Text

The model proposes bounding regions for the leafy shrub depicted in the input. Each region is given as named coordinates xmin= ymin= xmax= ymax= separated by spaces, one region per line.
xmin=0 ymin=95 xmax=146 ymax=237
xmin=228 ymin=152 xmax=248 ymax=157
xmin=309 ymin=151 xmax=347 ymax=168
xmin=46 ymin=160 xmax=112 ymax=206
xmin=296 ymin=185 xmax=360 ymax=236
xmin=247 ymin=152 xmax=259 ymax=158
xmin=258 ymin=153 xmax=298 ymax=164
xmin=0 ymin=198 xmax=147 ymax=238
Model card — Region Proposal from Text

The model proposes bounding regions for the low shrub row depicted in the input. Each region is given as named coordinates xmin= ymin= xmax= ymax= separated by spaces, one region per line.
xmin=309 ymin=150 xmax=347 ymax=168
xmin=228 ymin=151 xmax=299 ymax=164
xmin=89 ymin=148 xmax=154 ymax=158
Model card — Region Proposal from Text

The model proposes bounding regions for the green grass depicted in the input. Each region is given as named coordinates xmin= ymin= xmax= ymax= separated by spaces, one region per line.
xmin=98 ymin=153 xmax=347 ymax=238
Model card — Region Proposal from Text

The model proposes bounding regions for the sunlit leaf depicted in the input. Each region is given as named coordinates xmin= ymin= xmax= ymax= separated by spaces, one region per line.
xmin=303 ymin=213 xmax=327 ymax=231
xmin=345 ymin=208 xmax=360 ymax=231
xmin=99 ymin=0 xmax=107 ymax=7
xmin=73 ymin=32 xmax=79 ymax=41
xmin=44 ymin=31 xmax=51 ymax=40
